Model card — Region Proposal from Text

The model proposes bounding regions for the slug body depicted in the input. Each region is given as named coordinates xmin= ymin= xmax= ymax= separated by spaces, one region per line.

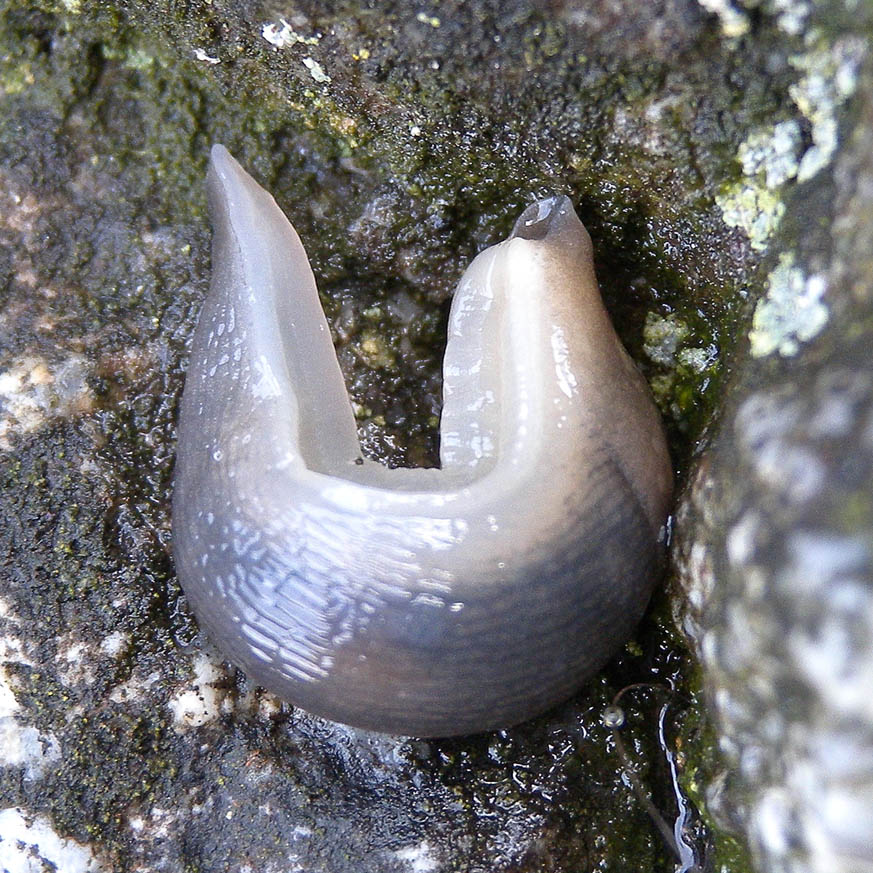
xmin=172 ymin=145 xmax=673 ymax=737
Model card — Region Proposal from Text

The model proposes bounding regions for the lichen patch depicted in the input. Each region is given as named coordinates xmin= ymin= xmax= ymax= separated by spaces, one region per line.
xmin=789 ymin=36 xmax=863 ymax=182
xmin=716 ymin=183 xmax=786 ymax=252
xmin=749 ymin=252 xmax=829 ymax=357
xmin=303 ymin=56 xmax=331 ymax=84
xmin=262 ymin=19 xmax=321 ymax=49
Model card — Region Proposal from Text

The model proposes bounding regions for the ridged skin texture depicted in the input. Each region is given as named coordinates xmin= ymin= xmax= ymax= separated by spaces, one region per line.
xmin=172 ymin=145 xmax=673 ymax=737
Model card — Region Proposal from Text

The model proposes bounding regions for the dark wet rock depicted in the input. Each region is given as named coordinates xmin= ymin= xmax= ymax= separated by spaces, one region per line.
xmin=0 ymin=0 xmax=868 ymax=871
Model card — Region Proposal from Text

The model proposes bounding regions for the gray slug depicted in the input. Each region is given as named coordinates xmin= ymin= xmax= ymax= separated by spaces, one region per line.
xmin=172 ymin=145 xmax=673 ymax=737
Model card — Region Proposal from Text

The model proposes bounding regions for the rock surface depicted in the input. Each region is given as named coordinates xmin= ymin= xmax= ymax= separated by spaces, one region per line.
xmin=0 ymin=1 xmax=869 ymax=872
xmin=675 ymin=20 xmax=873 ymax=873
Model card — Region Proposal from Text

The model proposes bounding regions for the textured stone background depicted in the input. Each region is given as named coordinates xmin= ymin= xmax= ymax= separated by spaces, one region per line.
xmin=0 ymin=1 xmax=869 ymax=872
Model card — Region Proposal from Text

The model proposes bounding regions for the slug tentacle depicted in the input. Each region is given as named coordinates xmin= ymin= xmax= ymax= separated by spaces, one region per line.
xmin=172 ymin=145 xmax=673 ymax=737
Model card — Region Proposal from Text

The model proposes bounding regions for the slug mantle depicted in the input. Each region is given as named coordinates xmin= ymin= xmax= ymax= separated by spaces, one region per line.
xmin=172 ymin=145 xmax=673 ymax=737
